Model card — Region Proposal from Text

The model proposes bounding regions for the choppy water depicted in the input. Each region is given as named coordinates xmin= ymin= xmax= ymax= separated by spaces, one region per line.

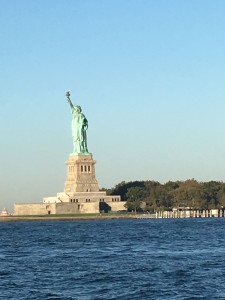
xmin=1 ymin=218 xmax=225 ymax=299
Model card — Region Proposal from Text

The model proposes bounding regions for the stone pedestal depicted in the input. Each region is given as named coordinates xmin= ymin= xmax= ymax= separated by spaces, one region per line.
xmin=14 ymin=152 xmax=125 ymax=215
xmin=64 ymin=154 xmax=99 ymax=195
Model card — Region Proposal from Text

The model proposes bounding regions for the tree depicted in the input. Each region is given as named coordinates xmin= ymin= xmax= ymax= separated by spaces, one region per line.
xmin=125 ymin=187 xmax=146 ymax=212
xmin=145 ymin=185 xmax=171 ymax=212
xmin=169 ymin=179 xmax=203 ymax=209
xmin=107 ymin=179 xmax=225 ymax=210
xmin=110 ymin=181 xmax=145 ymax=200
xmin=202 ymin=181 xmax=222 ymax=209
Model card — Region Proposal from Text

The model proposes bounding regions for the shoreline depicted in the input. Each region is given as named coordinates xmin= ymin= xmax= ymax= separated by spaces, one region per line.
xmin=0 ymin=214 xmax=155 ymax=222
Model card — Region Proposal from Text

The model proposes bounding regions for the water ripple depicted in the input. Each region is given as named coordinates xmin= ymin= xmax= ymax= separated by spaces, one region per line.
xmin=1 ymin=219 xmax=225 ymax=299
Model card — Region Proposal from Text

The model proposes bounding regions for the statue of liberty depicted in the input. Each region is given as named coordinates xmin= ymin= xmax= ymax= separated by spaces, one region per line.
xmin=66 ymin=91 xmax=89 ymax=154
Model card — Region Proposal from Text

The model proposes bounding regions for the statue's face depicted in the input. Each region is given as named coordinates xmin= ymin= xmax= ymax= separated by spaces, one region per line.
xmin=75 ymin=106 xmax=81 ymax=113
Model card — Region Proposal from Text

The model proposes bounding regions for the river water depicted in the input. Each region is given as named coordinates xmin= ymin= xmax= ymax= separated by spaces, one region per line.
xmin=1 ymin=218 xmax=225 ymax=299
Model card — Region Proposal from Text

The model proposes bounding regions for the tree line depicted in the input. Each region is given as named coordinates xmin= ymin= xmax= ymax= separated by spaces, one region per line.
xmin=102 ymin=179 xmax=225 ymax=212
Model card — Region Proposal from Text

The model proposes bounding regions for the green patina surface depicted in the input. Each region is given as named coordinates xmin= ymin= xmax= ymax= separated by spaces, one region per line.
xmin=66 ymin=91 xmax=89 ymax=155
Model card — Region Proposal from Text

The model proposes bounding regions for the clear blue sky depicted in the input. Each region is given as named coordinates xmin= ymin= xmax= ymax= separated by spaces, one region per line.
xmin=1 ymin=0 xmax=225 ymax=212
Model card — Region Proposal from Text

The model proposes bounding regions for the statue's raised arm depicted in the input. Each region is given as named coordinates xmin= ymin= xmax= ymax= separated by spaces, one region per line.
xmin=66 ymin=90 xmax=74 ymax=111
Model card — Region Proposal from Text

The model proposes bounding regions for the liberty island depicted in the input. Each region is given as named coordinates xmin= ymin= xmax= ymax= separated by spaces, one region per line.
xmin=14 ymin=91 xmax=125 ymax=215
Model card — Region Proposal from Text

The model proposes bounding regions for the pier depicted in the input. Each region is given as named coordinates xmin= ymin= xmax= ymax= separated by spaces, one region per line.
xmin=156 ymin=208 xmax=225 ymax=218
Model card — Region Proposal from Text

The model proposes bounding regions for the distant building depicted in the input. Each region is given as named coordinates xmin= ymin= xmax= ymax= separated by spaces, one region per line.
xmin=1 ymin=208 xmax=10 ymax=217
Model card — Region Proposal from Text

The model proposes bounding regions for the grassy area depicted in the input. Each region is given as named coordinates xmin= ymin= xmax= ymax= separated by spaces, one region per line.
xmin=0 ymin=211 xmax=136 ymax=221
xmin=11 ymin=211 xmax=130 ymax=218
